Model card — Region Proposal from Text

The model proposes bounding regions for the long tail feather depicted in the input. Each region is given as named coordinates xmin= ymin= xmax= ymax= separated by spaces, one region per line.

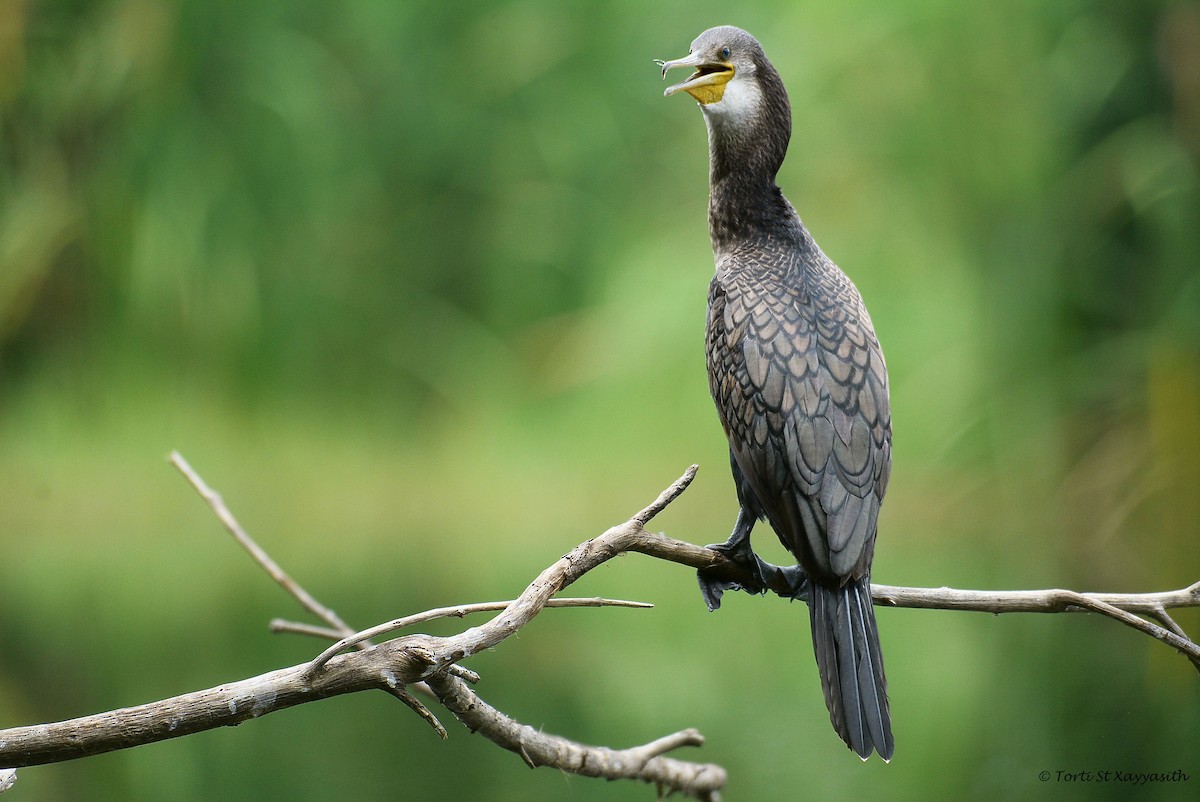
xmin=809 ymin=578 xmax=893 ymax=760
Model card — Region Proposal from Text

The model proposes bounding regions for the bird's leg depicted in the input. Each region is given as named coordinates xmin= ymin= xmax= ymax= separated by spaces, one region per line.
xmin=697 ymin=506 xmax=771 ymax=610
xmin=698 ymin=508 xmax=814 ymax=608
xmin=708 ymin=506 xmax=758 ymax=562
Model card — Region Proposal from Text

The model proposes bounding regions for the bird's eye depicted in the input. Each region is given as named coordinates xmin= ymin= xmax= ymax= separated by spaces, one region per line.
xmin=721 ymin=46 xmax=731 ymax=59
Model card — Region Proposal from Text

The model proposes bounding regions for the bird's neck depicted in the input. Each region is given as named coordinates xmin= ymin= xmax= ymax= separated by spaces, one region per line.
xmin=706 ymin=159 xmax=797 ymax=250
xmin=702 ymin=83 xmax=798 ymax=250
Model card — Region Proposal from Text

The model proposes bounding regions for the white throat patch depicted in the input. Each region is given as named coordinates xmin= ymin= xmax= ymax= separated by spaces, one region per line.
xmin=700 ymin=69 xmax=764 ymax=123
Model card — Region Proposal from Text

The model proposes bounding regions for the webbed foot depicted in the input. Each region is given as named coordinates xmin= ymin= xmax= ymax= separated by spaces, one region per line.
xmin=762 ymin=562 xmax=809 ymax=602
xmin=697 ymin=505 xmax=815 ymax=608
xmin=697 ymin=508 xmax=772 ymax=610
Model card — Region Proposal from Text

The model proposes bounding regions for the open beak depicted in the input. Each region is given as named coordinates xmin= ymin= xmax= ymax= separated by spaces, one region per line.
xmin=655 ymin=52 xmax=735 ymax=105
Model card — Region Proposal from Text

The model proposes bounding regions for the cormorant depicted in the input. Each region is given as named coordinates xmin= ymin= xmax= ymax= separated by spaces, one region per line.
xmin=658 ymin=26 xmax=894 ymax=761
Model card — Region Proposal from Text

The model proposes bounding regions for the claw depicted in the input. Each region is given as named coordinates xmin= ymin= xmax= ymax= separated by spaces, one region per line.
xmin=697 ymin=571 xmax=735 ymax=611
xmin=697 ymin=507 xmax=769 ymax=609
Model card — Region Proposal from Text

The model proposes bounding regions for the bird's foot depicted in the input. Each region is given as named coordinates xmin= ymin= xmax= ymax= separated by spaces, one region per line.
xmin=698 ymin=545 xmax=811 ymax=610
xmin=696 ymin=536 xmax=773 ymax=611
xmin=763 ymin=562 xmax=809 ymax=602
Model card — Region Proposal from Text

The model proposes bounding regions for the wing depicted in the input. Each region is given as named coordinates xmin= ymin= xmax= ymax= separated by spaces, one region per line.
xmin=707 ymin=247 xmax=891 ymax=585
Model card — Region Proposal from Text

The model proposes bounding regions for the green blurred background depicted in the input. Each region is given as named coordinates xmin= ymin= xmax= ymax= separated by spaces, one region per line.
xmin=2 ymin=0 xmax=1199 ymax=799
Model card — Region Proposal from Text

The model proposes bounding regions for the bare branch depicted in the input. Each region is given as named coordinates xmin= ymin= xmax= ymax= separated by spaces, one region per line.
xmin=0 ymin=647 xmax=392 ymax=767
xmin=868 ymin=580 xmax=1200 ymax=615
xmin=0 ymin=464 xmax=727 ymax=798
xmin=426 ymin=672 xmax=726 ymax=801
xmin=616 ymin=523 xmax=1200 ymax=670
xmin=3 ymin=457 xmax=1197 ymax=802
xmin=869 ymin=583 xmax=1200 ymax=670
xmin=394 ymin=467 xmax=705 ymax=678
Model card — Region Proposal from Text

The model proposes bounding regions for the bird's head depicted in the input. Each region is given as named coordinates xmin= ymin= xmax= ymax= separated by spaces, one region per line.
xmin=656 ymin=26 xmax=791 ymax=183
xmin=656 ymin=26 xmax=769 ymax=118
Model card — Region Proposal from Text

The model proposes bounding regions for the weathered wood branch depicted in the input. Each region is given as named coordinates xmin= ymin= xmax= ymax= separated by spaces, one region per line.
xmin=624 ymin=524 xmax=1200 ymax=670
xmin=1 ymin=459 xmax=1197 ymax=800
xmin=427 ymin=672 xmax=725 ymax=799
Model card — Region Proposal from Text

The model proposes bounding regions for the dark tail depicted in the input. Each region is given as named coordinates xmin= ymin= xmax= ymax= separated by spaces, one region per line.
xmin=809 ymin=577 xmax=893 ymax=761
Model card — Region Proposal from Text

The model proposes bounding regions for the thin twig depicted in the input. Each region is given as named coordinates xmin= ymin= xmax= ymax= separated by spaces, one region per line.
xmin=307 ymin=598 xmax=652 ymax=674
xmin=634 ymin=464 xmax=699 ymax=526
xmin=629 ymin=728 xmax=708 ymax=760
xmin=268 ymin=620 xmax=348 ymax=641
xmin=1146 ymin=607 xmax=1189 ymax=640
xmin=386 ymin=686 xmax=448 ymax=740
xmin=168 ymin=451 xmax=358 ymax=639
xmin=447 ymin=665 xmax=481 ymax=684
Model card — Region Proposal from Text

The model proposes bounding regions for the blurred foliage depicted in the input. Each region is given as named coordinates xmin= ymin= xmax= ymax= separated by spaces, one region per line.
xmin=2 ymin=0 xmax=1199 ymax=800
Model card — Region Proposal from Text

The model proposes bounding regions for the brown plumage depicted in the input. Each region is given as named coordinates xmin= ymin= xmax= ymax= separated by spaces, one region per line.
xmin=660 ymin=26 xmax=894 ymax=760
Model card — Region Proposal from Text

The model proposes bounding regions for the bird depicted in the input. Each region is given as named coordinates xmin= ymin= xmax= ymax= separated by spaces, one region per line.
xmin=657 ymin=26 xmax=894 ymax=761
